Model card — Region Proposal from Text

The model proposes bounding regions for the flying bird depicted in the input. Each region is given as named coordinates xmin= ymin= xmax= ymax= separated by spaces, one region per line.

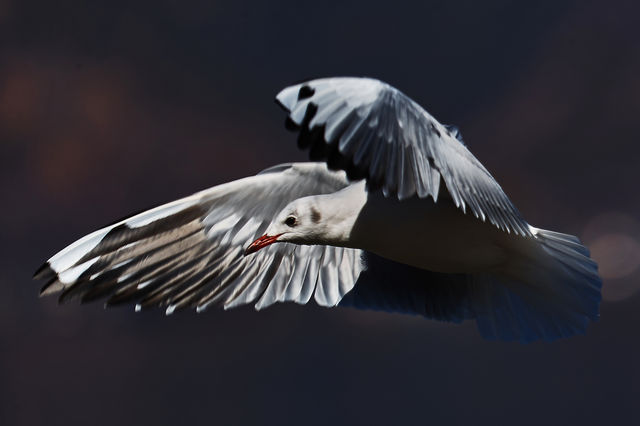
xmin=33 ymin=77 xmax=601 ymax=342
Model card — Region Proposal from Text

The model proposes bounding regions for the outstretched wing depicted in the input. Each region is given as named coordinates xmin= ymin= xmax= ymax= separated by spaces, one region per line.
xmin=33 ymin=163 xmax=363 ymax=313
xmin=276 ymin=77 xmax=531 ymax=236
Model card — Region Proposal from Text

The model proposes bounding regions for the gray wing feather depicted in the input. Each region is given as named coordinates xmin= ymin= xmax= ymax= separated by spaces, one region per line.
xmin=277 ymin=77 xmax=530 ymax=236
xmin=35 ymin=162 xmax=363 ymax=313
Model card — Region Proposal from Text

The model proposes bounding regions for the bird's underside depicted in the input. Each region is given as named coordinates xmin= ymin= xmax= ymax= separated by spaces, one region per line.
xmin=33 ymin=77 xmax=602 ymax=343
xmin=348 ymin=184 xmax=513 ymax=274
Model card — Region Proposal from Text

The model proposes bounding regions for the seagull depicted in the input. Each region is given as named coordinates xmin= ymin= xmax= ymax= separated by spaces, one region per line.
xmin=33 ymin=77 xmax=601 ymax=342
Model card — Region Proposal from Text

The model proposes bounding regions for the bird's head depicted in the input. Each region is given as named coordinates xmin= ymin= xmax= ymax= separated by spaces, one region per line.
xmin=244 ymin=198 xmax=324 ymax=255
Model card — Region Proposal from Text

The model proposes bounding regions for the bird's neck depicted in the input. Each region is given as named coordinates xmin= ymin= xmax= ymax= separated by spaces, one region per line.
xmin=312 ymin=181 xmax=367 ymax=247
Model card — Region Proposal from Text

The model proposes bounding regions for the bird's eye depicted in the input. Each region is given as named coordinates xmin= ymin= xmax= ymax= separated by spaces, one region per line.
xmin=285 ymin=216 xmax=297 ymax=227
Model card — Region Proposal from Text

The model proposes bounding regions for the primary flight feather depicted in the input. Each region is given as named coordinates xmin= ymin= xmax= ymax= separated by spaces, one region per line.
xmin=34 ymin=77 xmax=602 ymax=342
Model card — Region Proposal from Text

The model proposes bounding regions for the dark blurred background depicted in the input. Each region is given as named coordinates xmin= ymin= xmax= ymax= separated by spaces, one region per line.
xmin=2 ymin=0 xmax=639 ymax=425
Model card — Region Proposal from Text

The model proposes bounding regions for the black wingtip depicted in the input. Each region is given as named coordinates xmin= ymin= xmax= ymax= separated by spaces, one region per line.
xmin=39 ymin=276 xmax=60 ymax=297
xmin=33 ymin=262 xmax=55 ymax=281
xmin=274 ymin=96 xmax=290 ymax=112
xmin=284 ymin=116 xmax=299 ymax=131
xmin=104 ymin=290 xmax=138 ymax=307
xmin=275 ymin=78 xmax=318 ymax=112
xmin=297 ymin=85 xmax=315 ymax=100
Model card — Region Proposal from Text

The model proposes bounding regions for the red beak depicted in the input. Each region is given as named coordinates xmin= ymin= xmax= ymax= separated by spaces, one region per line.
xmin=244 ymin=234 xmax=282 ymax=256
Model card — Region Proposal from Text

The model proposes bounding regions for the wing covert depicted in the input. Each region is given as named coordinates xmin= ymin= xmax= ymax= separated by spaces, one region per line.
xmin=276 ymin=77 xmax=531 ymax=236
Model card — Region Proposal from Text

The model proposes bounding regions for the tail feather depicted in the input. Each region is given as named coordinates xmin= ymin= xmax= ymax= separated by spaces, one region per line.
xmin=340 ymin=236 xmax=602 ymax=343
xmin=475 ymin=227 xmax=601 ymax=342
xmin=538 ymin=228 xmax=602 ymax=314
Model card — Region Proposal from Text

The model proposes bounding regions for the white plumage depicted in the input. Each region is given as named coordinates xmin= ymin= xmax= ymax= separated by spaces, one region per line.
xmin=34 ymin=77 xmax=601 ymax=342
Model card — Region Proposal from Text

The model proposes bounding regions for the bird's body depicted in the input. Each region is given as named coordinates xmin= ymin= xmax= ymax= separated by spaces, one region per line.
xmin=347 ymin=184 xmax=509 ymax=274
xmin=34 ymin=77 xmax=602 ymax=342
xmin=293 ymin=179 xmax=508 ymax=274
